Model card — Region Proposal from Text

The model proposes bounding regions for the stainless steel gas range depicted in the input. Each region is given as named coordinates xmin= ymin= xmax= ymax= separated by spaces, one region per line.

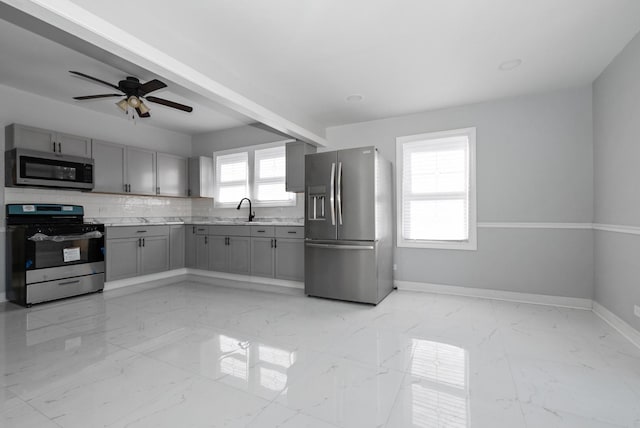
xmin=5 ymin=204 xmax=105 ymax=307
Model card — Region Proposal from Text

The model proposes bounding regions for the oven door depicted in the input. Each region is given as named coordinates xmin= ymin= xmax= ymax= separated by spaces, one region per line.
xmin=24 ymin=225 xmax=105 ymax=283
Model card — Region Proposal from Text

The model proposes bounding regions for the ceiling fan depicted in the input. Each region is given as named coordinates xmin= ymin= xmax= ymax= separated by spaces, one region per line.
xmin=70 ymin=71 xmax=193 ymax=118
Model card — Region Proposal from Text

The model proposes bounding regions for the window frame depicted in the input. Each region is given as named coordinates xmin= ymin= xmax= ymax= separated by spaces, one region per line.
xmin=213 ymin=140 xmax=296 ymax=208
xmin=396 ymin=127 xmax=477 ymax=250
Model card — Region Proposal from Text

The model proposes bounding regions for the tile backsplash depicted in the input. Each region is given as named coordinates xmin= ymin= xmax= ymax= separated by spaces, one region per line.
xmin=4 ymin=188 xmax=304 ymax=221
xmin=4 ymin=188 xmax=192 ymax=219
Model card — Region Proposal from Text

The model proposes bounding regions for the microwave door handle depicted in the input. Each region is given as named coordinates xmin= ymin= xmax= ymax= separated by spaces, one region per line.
xmin=329 ymin=162 xmax=336 ymax=226
xmin=337 ymin=162 xmax=343 ymax=225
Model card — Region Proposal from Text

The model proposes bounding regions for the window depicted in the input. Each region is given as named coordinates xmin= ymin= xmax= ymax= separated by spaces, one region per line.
xmin=396 ymin=128 xmax=476 ymax=250
xmin=214 ymin=142 xmax=296 ymax=207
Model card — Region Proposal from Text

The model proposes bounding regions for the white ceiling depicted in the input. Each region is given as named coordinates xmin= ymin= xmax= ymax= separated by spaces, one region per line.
xmin=67 ymin=0 xmax=640 ymax=132
xmin=0 ymin=18 xmax=252 ymax=135
xmin=2 ymin=1 xmax=640 ymax=138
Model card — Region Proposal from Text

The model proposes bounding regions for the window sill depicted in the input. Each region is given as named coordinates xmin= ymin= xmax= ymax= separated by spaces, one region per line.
xmin=397 ymin=239 xmax=477 ymax=251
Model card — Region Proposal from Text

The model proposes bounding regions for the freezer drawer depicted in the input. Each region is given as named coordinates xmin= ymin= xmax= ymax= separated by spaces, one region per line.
xmin=304 ymin=241 xmax=378 ymax=304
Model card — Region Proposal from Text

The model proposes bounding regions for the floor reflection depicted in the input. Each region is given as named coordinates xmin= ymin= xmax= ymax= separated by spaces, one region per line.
xmin=409 ymin=339 xmax=469 ymax=427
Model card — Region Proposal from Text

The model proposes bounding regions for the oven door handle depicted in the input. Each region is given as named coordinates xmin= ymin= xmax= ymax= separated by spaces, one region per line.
xmin=28 ymin=231 xmax=104 ymax=242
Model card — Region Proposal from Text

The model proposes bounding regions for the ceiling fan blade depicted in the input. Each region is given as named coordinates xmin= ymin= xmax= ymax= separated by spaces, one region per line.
xmin=139 ymin=79 xmax=167 ymax=96
xmin=73 ymin=94 xmax=123 ymax=100
xmin=135 ymin=107 xmax=151 ymax=118
xmin=145 ymin=96 xmax=193 ymax=112
xmin=69 ymin=71 xmax=121 ymax=91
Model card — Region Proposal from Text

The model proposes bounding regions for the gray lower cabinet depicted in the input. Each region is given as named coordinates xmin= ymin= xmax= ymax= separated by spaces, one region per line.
xmin=106 ymin=237 xmax=140 ymax=281
xmin=169 ymin=225 xmax=185 ymax=270
xmin=250 ymin=226 xmax=304 ymax=281
xmin=228 ymin=236 xmax=251 ymax=274
xmin=196 ymin=235 xmax=210 ymax=270
xmin=106 ymin=226 xmax=170 ymax=281
xmin=275 ymin=238 xmax=304 ymax=281
xmin=208 ymin=235 xmax=227 ymax=272
xmin=140 ymin=235 xmax=170 ymax=275
xmin=185 ymin=225 xmax=198 ymax=268
xmin=251 ymin=237 xmax=275 ymax=277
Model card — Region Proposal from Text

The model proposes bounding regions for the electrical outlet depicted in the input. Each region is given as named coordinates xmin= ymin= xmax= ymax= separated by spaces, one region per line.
xmin=634 ymin=305 xmax=640 ymax=318
xmin=393 ymin=264 xmax=397 ymax=271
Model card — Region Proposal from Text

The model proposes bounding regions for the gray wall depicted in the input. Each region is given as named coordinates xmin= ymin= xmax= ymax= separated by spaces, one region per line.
xmin=327 ymin=87 xmax=595 ymax=298
xmin=593 ymin=31 xmax=640 ymax=329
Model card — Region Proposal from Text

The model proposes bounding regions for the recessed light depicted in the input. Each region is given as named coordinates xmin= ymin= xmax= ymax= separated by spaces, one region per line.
xmin=346 ymin=94 xmax=364 ymax=102
xmin=499 ymin=59 xmax=523 ymax=71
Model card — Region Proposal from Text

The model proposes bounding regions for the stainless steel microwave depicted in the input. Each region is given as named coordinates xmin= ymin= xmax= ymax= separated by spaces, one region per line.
xmin=5 ymin=148 xmax=94 ymax=190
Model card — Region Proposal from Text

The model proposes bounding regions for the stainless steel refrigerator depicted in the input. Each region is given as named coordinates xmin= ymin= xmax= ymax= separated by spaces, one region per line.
xmin=304 ymin=146 xmax=393 ymax=304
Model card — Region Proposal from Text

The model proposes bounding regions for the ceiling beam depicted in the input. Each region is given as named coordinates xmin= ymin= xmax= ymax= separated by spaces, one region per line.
xmin=0 ymin=0 xmax=329 ymax=146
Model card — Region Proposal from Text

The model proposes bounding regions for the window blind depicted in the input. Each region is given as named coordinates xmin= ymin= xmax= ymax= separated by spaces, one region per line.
xmin=215 ymin=151 xmax=248 ymax=203
xmin=254 ymin=146 xmax=294 ymax=203
xmin=401 ymin=136 xmax=470 ymax=242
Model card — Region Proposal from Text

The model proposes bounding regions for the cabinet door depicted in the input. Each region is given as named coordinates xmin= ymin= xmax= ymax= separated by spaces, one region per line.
xmin=106 ymin=237 xmax=140 ymax=281
xmin=170 ymin=225 xmax=185 ymax=270
xmin=56 ymin=132 xmax=91 ymax=157
xmin=196 ymin=235 xmax=210 ymax=270
xmin=140 ymin=235 xmax=170 ymax=275
xmin=286 ymin=141 xmax=316 ymax=193
xmin=251 ymin=237 xmax=274 ymax=278
xmin=275 ymin=238 xmax=304 ymax=281
xmin=7 ymin=124 xmax=56 ymax=153
xmin=92 ymin=140 xmax=126 ymax=193
xmin=208 ymin=235 xmax=227 ymax=272
xmin=126 ymin=147 xmax=156 ymax=195
xmin=185 ymin=225 xmax=198 ymax=268
xmin=228 ymin=236 xmax=251 ymax=275
xmin=157 ymin=153 xmax=188 ymax=196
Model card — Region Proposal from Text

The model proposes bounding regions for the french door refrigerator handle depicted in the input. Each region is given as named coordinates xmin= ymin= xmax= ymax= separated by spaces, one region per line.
xmin=337 ymin=162 xmax=343 ymax=225
xmin=329 ymin=162 xmax=336 ymax=225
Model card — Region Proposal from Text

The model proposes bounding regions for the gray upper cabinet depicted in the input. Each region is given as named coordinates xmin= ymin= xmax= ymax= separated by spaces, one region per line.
xmin=157 ymin=153 xmax=188 ymax=197
xmin=286 ymin=141 xmax=316 ymax=193
xmin=126 ymin=147 xmax=156 ymax=195
xmin=6 ymin=124 xmax=91 ymax=157
xmin=92 ymin=140 xmax=126 ymax=193
xmin=188 ymin=156 xmax=214 ymax=198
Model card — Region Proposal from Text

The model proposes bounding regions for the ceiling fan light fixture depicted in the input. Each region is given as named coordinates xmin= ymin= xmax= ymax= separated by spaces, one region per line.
xmin=138 ymin=102 xmax=150 ymax=115
xmin=116 ymin=99 xmax=128 ymax=112
xmin=127 ymin=96 xmax=141 ymax=108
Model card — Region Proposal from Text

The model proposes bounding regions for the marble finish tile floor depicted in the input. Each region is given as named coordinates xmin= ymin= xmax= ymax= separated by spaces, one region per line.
xmin=1 ymin=281 xmax=639 ymax=427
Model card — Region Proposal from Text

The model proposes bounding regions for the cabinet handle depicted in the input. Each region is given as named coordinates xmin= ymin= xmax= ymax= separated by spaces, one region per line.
xmin=287 ymin=231 xmax=297 ymax=234
xmin=270 ymin=239 xmax=274 ymax=248
xmin=58 ymin=142 xmax=62 ymax=153
xmin=274 ymin=239 xmax=277 ymax=249
xmin=257 ymin=230 xmax=265 ymax=233
xmin=138 ymin=238 xmax=142 ymax=247
xmin=226 ymin=237 xmax=229 ymax=245
xmin=205 ymin=236 xmax=208 ymax=245
xmin=192 ymin=226 xmax=196 ymax=233
xmin=52 ymin=141 xmax=56 ymax=152
xmin=142 ymin=238 xmax=145 ymax=247
xmin=136 ymin=230 xmax=147 ymax=233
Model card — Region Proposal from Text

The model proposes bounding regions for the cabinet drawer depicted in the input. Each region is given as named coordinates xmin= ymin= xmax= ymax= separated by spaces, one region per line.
xmin=209 ymin=225 xmax=251 ymax=236
xmin=275 ymin=226 xmax=304 ymax=239
xmin=195 ymin=226 xmax=209 ymax=235
xmin=251 ymin=226 xmax=275 ymax=237
xmin=106 ymin=225 xmax=170 ymax=239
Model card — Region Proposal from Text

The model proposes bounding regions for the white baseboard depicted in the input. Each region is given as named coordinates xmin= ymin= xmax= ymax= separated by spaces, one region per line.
xmin=186 ymin=268 xmax=304 ymax=295
xmin=104 ymin=268 xmax=188 ymax=292
xmin=592 ymin=301 xmax=640 ymax=349
xmin=394 ymin=280 xmax=593 ymax=310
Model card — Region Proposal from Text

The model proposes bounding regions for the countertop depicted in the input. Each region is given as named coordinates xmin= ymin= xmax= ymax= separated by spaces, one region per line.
xmin=86 ymin=217 xmax=304 ymax=227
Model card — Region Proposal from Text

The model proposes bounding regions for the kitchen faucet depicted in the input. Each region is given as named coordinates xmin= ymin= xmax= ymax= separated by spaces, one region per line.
xmin=237 ymin=198 xmax=255 ymax=222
